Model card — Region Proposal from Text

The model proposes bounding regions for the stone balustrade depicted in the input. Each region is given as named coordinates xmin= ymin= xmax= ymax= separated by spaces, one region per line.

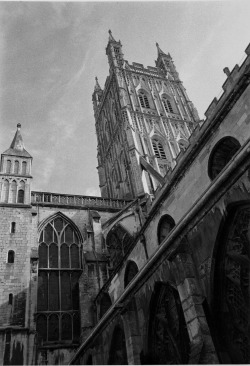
xmin=31 ymin=191 xmax=131 ymax=209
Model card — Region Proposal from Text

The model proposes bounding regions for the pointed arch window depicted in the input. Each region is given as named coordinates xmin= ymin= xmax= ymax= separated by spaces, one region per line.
xmin=17 ymin=181 xmax=25 ymax=204
xmin=37 ymin=216 xmax=82 ymax=345
xmin=162 ymin=96 xmax=174 ymax=114
xmin=152 ymin=139 xmax=167 ymax=160
xmin=138 ymin=90 xmax=150 ymax=109
xmin=6 ymin=160 xmax=11 ymax=174
xmin=106 ymin=225 xmax=132 ymax=270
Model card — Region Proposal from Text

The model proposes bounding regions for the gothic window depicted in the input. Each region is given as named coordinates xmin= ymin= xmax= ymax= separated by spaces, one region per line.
xmin=108 ymin=326 xmax=128 ymax=365
xmin=99 ymin=292 xmax=112 ymax=319
xmin=37 ymin=216 xmax=82 ymax=345
xmin=6 ymin=160 xmax=11 ymax=174
xmin=7 ymin=250 xmax=15 ymax=263
xmin=21 ymin=161 xmax=27 ymax=175
xmin=8 ymin=294 xmax=13 ymax=305
xmin=124 ymin=260 xmax=139 ymax=288
xmin=162 ymin=96 xmax=174 ymax=114
xmin=106 ymin=225 xmax=132 ymax=270
xmin=214 ymin=206 xmax=250 ymax=363
xmin=157 ymin=215 xmax=175 ymax=244
xmin=148 ymin=283 xmax=189 ymax=364
xmin=152 ymin=139 xmax=167 ymax=160
xmin=10 ymin=181 xmax=17 ymax=203
xmin=208 ymin=137 xmax=240 ymax=180
xmin=17 ymin=180 xmax=25 ymax=204
xmin=2 ymin=179 xmax=9 ymax=203
xmin=138 ymin=91 xmax=150 ymax=109
xmin=14 ymin=161 xmax=19 ymax=174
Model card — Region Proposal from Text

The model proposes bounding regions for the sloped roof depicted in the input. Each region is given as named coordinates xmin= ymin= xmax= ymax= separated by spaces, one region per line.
xmin=2 ymin=123 xmax=32 ymax=158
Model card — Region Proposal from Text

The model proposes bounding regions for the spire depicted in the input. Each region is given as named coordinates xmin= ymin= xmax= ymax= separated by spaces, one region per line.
xmin=156 ymin=42 xmax=167 ymax=56
xmin=108 ymin=29 xmax=116 ymax=42
xmin=94 ymin=77 xmax=102 ymax=92
xmin=3 ymin=123 xmax=31 ymax=157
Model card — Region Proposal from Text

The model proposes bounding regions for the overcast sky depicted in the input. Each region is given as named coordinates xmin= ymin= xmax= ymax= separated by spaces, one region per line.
xmin=0 ymin=1 xmax=249 ymax=196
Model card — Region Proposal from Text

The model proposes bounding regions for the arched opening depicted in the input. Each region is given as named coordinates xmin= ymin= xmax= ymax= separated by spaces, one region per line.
xmin=86 ymin=355 xmax=93 ymax=365
xmin=6 ymin=160 xmax=11 ymax=174
xmin=157 ymin=215 xmax=175 ymax=244
xmin=162 ymin=95 xmax=174 ymax=114
xmin=138 ymin=90 xmax=150 ymax=109
xmin=124 ymin=260 xmax=139 ymax=288
xmin=213 ymin=205 xmax=250 ymax=363
xmin=152 ymin=139 xmax=167 ymax=160
xmin=106 ymin=225 xmax=133 ymax=270
xmin=7 ymin=250 xmax=15 ymax=264
xmin=208 ymin=137 xmax=241 ymax=180
xmin=99 ymin=292 xmax=112 ymax=319
xmin=37 ymin=214 xmax=82 ymax=345
xmin=147 ymin=283 xmax=189 ymax=364
xmin=17 ymin=181 xmax=25 ymax=204
xmin=108 ymin=325 xmax=128 ymax=364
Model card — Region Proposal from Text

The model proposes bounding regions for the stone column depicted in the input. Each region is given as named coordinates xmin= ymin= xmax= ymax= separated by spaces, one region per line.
xmin=121 ymin=301 xmax=141 ymax=365
xmin=170 ymin=251 xmax=218 ymax=364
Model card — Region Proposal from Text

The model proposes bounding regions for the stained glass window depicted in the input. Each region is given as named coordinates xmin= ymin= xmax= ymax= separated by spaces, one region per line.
xmin=37 ymin=216 xmax=82 ymax=344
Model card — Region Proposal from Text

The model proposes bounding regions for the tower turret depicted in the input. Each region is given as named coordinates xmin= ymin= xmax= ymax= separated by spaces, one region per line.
xmin=155 ymin=42 xmax=180 ymax=81
xmin=106 ymin=30 xmax=124 ymax=69
xmin=0 ymin=124 xmax=32 ymax=205
xmin=92 ymin=77 xmax=103 ymax=115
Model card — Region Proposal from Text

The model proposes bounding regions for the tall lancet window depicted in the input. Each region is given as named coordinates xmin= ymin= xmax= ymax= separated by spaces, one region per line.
xmin=6 ymin=160 xmax=11 ymax=174
xmin=17 ymin=181 xmax=25 ymax=204
xmin=37 ymin=216 xmax=82 ymax=345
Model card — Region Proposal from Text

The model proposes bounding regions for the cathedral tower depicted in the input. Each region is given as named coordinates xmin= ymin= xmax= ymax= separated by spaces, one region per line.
xmin=0 ymin=123 xmax=32 ymax=205
xmin=93 ymin=32 xmax=200 ymax=200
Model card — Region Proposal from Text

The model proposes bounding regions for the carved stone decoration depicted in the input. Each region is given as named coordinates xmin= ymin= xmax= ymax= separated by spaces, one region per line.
xmin=148 ymin=283 xmax=189 ymax=364
xmin=215 ymin=206 xmax=250 ymax=363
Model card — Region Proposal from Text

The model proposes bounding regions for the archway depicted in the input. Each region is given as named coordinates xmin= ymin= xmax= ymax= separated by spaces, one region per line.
xmin=108 ymin=325 xmax=128 ymax=365
xmin=213 ymin=205 xmax=250 ymax=363
xmin=147 ymin=283 xmax=189 ymax=364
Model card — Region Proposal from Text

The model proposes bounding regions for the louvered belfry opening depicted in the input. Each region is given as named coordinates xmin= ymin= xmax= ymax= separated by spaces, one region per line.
xmin=152 ymin=139 xmax=167 ymax=160
xmin=37 ymin=216 xmax=82 ymax=345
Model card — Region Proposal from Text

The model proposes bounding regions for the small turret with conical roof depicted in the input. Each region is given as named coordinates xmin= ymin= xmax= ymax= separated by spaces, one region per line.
xmin=0 ymin=124 xmax=32 ymax=205
xmin=155 ymin=42 xmax=180 ymax=80
xmin=92 ymin=77 xmax=103 ymax=115
xmin=106 ymin=30 xmax=124 ymax=69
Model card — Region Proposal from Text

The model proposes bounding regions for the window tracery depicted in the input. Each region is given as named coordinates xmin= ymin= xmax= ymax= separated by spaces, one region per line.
xmin=148 ymin=283 xmax=189 ymax=364
xmin=106 ymin=225 xmax=132 ymax=270
xmin=214 ymin=206 xmax=250 ymax=363
xmin=152 ymin=139 xmax=167 ymax=160
xmin=36 ymin=216 xmax=82 ymax=345
xmin=138 ymin=91 xmax=150 ymax=109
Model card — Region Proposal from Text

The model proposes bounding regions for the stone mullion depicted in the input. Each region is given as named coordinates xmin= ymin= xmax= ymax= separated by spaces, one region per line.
xmin=170 ymin=252 xmax=219 ymax=364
